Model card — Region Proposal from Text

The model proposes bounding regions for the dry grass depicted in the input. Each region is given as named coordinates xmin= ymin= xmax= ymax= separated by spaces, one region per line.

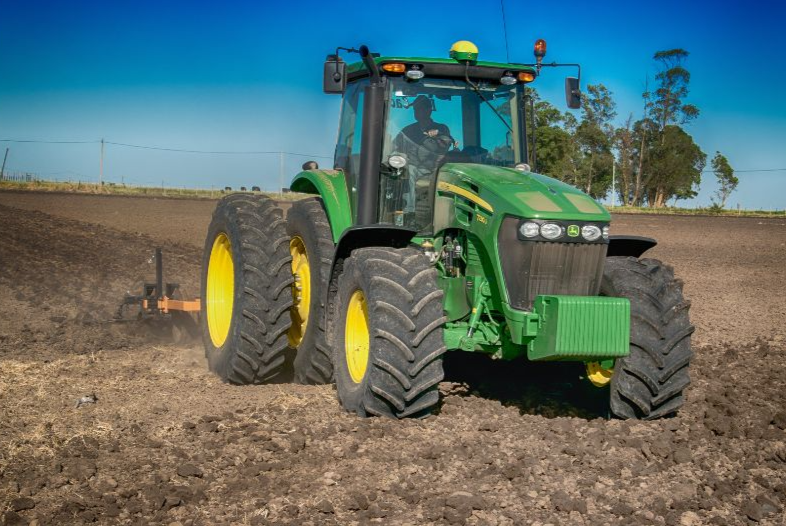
xmin=608 ymin=204 xmax=785 ymax=218
xmin=0 ymin=180 xmax=308 ymax=201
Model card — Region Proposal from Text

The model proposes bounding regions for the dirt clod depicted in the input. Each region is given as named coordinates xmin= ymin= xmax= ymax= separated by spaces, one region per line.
xmin=10 ymin=498 xmax=35 ymax=512
xmin=176 ymin=464 xmax=203 ymax=478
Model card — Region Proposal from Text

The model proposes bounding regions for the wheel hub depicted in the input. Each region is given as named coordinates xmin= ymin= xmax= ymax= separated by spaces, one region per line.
xmin=288 ymin=236 xmax=311 ymax=347
xmin=586 ymin=361 xmax=614 ymax=387
xmin=206 ymin=232 xmax=234 ymax=347
xmin=345 ymin=289 xmax=369 ymax=383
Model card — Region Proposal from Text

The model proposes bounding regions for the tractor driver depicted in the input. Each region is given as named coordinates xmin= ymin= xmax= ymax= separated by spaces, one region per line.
xmin=392 ymin=95 xmax=457 ymax=220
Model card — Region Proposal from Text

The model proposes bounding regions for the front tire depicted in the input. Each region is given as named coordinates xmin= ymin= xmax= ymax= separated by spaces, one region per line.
xmin=332 ymin=247 xmax=446 ymax=418
xmin=602 ymin=257 xmax=694 ymax=419
xmin=201 ymin=194 xmax=292 ymax=384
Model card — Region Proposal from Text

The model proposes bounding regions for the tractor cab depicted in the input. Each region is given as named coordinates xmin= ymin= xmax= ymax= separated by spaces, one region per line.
xmin=323 ymin=41 xmax=574 ymax=233
xmin=336 ymin=71 xmax=528 ymax=232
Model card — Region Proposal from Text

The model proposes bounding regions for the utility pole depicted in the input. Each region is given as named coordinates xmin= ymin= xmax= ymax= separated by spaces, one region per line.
xmin=611 ymin=162 xmax=616 ymax=209
xmin=99 ymin=138 xmax=104 ymax=186
xmin=0 ymin=148 xmax=8 ymax=180
xmin=279 ymin=151 xmax=284 ymax=196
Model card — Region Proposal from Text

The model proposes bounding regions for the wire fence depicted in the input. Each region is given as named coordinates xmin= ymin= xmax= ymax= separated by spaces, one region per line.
xmin=0 ymin=140 xmax=334 ymax=194
xmin=1 ymin=171 xmax=39 ymax=183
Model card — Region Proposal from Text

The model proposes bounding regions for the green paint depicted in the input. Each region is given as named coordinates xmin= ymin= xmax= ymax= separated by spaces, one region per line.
xmin=437 ymin=164 xmax=611 ymax=222
xmin=528 ymin=295 xmax=630 ymax=361
xmin=290 ymin=170 xmax=353 ymax=243
xmin=439 ymin=276 xmax=470 ymax=322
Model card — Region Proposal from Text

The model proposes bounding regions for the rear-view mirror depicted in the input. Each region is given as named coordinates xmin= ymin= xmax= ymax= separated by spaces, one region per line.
xmin=565 ymin=77 xmax=581 ymax=109
xmin=323 ymin=55 xmax=346 ymax=94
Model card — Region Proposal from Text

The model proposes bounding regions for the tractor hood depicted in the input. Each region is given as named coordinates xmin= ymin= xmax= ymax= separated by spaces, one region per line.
xmin=438 ymin=163 xmax=611 ymax=222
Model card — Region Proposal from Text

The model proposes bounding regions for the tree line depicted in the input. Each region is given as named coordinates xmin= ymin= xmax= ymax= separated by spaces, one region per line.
xmin=527 ymin=49 xmax=737 ymax=208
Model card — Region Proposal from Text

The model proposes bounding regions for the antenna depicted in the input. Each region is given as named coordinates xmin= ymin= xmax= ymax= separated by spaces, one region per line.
xmin=500 ymin=0 xmax=510 ymax=62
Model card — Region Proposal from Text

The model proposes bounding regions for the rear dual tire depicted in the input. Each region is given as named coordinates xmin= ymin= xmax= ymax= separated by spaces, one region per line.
xmin=201 ymin=194 xmax=292 ymax=384
xmin=286 ymin=198 xmax=335 ymax=384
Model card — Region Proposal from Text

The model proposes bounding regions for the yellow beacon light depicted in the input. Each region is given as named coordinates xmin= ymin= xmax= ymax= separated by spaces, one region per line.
xmin=449 ymin=40 xmax=479 ymax=62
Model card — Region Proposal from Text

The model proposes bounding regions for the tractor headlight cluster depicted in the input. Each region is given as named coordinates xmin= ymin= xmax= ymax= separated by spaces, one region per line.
xmin=539 ymin=223 xmax=564 ymax=240
xmin=581 ymin=225 xmax=602 ymax=241
xmin=519 ymin=222 xmax=540 ymax=238
xmin=518 ymin=220 xmax=609 ymax=243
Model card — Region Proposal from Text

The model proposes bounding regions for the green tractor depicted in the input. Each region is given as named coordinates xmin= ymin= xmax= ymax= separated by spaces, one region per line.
xmin=200 ymin=40 xmax=693 ymax=420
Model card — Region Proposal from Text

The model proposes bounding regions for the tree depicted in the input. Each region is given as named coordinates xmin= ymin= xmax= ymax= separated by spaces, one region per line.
xmin=576 ymin=84 xmax=617 ymax=197
xmin=650 ymin=49 xmax=700 ymax=131
xmin=644 ymin=126 xmax=706 ymax=207
xmin=523 ymin=89 xmax=581 ymax=186
xmin=614 ymin=114 xmax=636 ymax=205
xmin=630 ymin=50 xmax=700 ymax=206
xmin=711 ymin=152 xmax=737 ymax=208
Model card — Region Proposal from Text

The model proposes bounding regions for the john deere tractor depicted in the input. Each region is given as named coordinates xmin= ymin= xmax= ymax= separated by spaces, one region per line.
xmin=200 ymin=40 xmax=693 ymax=420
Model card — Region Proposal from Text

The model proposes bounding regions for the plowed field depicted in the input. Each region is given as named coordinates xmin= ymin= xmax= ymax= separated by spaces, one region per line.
xmin=1 ymin=190 xmax=784 ymax=526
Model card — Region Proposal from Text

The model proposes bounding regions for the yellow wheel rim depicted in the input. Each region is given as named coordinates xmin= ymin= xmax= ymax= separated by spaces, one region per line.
xmin=345 ymin=289 xmax=369 ymax=383
xmin=288 ymin=236 xmax=311 ymax=347
xmin=586 ymin=361 xmax=614 ymax=387
xmin=206 ymin=232 xmax=234 ymax=347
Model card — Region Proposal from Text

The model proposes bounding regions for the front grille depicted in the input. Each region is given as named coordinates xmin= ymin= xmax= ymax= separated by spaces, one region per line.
xmin=498 ymin=216 xmax=607 ymax=310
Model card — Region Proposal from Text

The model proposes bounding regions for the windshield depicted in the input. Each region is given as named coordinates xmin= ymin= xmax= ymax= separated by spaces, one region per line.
xmin=378 ymin=76 xmax=526 ymax=233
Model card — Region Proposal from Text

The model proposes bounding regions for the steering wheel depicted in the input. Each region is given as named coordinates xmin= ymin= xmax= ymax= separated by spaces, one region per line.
xmin=422 ymin=133 xmax=456 ymax=155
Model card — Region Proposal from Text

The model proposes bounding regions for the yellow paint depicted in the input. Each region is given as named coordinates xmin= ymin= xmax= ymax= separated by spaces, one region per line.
xmin=288 ymin=236 xmax=311 ymax=347
xmin=450 ymin=40 xmax=479 ymax=55
xmin=206 ymin=232 xmax=234 ymax=347
xmin=565 ymin=193 xmax=605 ymax=214
xmin=345 ymin=289 xmax=370 ymax=383
xmin=516 ymin=191 xmax=562 ymax=212
xmin=437 ymin=181 xmax=494 ymax=213
xmin=586 ymin=361 xmax=614 ymax=387
xmin=476 ymin=213 xmax=488 ymax=224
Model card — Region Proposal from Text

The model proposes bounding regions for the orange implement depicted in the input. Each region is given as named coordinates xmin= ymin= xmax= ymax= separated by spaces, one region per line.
xmin=159 ymin=297 xmax=201 ymax=313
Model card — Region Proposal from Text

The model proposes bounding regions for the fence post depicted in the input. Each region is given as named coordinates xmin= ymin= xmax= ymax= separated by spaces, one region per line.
xmin=0 ymin=148 xmax=8 ymax=180
xmin=279 ymin=151 xmax=284 ymax=197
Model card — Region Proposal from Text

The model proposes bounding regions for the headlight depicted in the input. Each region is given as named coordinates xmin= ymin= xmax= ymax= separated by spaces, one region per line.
xmin=581 ymin=225 xmax=601 ymax=241
xmin=514 ymin=163 xmax=531 ymax=172
xmin=388 ymin=154 xmax=407 ymax=169
xmin=540 ymin=223 xmax=563 ymax=240
xmin=602 ymin=226 xmax=609 ymax=240
xmin=519 ymin=221 xmax=540 ymax=238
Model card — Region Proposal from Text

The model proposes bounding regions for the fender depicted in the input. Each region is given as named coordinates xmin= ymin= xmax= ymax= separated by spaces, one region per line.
xmin=323 ymin=225 xmax=418 ymax=325
xmin=607 ymin=235 xmax=657 ymax=258
xmin=290 ymin=170 xmax=353 ymax=243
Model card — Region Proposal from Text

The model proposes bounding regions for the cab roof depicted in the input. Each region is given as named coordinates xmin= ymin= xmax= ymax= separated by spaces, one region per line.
xmin=346 ymin=56 xmax=537 ymax=83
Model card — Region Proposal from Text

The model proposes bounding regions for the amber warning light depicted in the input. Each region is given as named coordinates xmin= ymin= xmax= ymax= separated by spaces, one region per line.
xmin=534 ymin=39 xmax=547 ymax=58
xmin=382 ymin=63 xmax=406 ymax=73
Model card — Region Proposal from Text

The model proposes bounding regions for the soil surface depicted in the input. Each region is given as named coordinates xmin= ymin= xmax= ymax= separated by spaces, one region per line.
xmin=1 ymin=191 xmax=785 ymax=526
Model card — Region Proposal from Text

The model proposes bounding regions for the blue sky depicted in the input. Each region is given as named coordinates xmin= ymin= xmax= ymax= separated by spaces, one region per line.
xmin=1 ymin=0 xmax=784 ymax=209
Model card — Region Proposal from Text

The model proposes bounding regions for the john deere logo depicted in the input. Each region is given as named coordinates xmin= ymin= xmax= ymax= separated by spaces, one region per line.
xmin=567 ymin=225 xmax=580 ymax=237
